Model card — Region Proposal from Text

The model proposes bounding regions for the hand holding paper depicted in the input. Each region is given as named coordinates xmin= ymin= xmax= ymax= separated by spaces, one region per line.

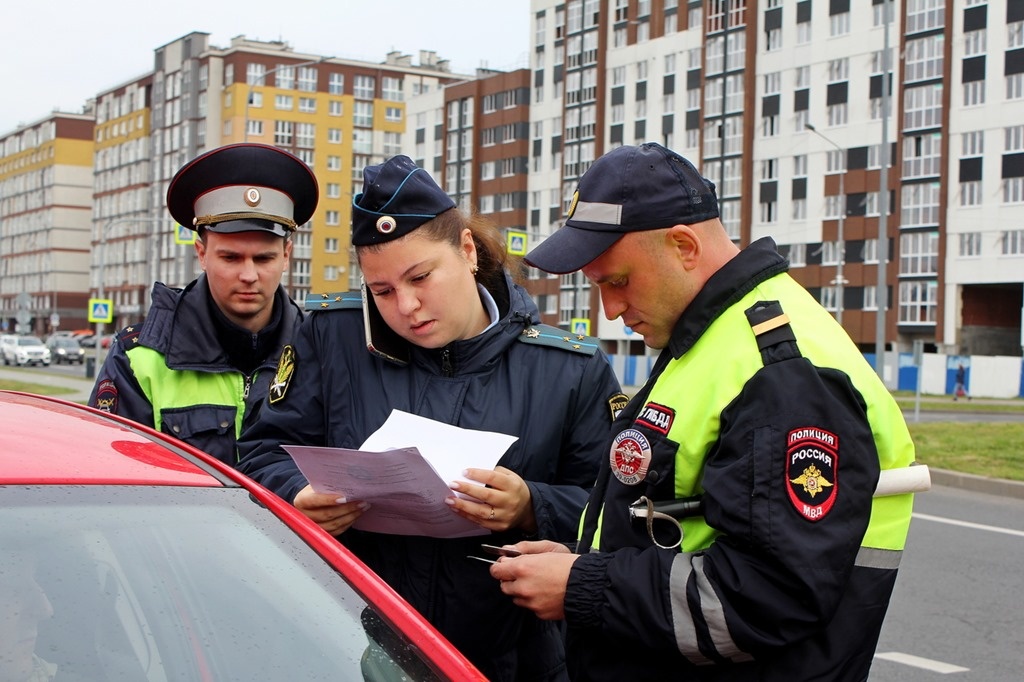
xmin=283 ymin=410 xmax=518 ymax=538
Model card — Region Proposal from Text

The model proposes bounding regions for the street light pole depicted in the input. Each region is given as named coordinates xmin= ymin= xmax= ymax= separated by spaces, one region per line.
xmin=93 ymin=216 xmax=167 ymax=371
xmin=243 ymin=56 xmax=333 ymax=142
xmin=875 ymin=0 xmax=893 ymax=380
xmin=806 ymin=123 xmax=847 ymax=326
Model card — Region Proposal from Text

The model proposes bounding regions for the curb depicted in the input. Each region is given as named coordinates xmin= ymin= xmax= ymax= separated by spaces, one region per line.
xmin=929 ymin=467 xmax=1024 ymax=500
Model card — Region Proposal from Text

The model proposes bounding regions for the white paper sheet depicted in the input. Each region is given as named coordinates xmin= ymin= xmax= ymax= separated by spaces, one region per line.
xmin=282 ymin=410 xmax=517 ymax=538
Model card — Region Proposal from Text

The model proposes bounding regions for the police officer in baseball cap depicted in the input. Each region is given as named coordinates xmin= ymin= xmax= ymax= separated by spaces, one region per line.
xmin=88 ymin=143 xmax=318 ymax=467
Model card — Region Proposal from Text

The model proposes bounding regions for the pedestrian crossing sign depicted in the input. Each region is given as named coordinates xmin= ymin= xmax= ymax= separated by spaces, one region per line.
xmin=175 ymin=224 xmax=196 ymax=245
xmin=88 ymin=298 xmax=114 ymax=324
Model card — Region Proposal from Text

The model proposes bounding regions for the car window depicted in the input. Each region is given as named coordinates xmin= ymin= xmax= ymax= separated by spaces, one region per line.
xmin=17 ymin=337 xmax=44 ymax=346
xmin=3 ymin=486 xmax=444 ymax=682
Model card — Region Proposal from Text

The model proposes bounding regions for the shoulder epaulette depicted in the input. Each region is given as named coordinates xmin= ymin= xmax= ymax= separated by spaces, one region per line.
xmin=517 ymin=324 xmax=599 ymax=356
xmin=304 ymin=291 xmax=363 ymax=312
xmin=116 ymin=323 xmax=143 ymax=349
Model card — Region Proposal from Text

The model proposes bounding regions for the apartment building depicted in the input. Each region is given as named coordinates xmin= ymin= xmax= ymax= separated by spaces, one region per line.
xmin=0 ymin=113 xmax=95 ymax=335
xmin=524 ymin=0 xmax=1023 ymax=364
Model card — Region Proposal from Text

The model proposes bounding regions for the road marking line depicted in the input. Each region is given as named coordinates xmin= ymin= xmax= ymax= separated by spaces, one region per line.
xmin=913 ymin=512 xmax=1024 ymax=538
xmin=875 ymin=652 xmax=969 ymax=673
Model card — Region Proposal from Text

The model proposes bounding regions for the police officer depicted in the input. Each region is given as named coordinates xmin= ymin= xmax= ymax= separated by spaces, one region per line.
xmin=89 ymin=143 xmax=317 ymax=466
xmin=490 ymin=143 xmax=917 ymax=681
xmin=238 ymin=155 xmax=625 ymax=681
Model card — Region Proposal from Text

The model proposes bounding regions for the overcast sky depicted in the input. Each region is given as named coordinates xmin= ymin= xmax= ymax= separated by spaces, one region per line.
xmin=0 ymin=0 xmax=531 ymax=133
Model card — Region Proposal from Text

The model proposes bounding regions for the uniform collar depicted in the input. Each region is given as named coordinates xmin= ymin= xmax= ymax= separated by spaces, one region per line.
xmin=667 ymin=237 xmax=789 ymax=358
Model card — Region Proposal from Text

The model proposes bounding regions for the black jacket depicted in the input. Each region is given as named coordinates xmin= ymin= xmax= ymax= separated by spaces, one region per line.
xmin=88 ymin=276 xmax=304 ymax=465
xmin=238 ymin=274 xmax=623 ymax=681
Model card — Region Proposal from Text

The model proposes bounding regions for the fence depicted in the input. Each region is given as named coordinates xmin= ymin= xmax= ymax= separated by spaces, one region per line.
xmin=607 ymin=352 xmax=1024 ymax=399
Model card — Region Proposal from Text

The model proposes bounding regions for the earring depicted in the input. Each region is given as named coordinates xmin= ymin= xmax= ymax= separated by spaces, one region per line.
xmin=472 ymin=264 xmax=479 ymax=276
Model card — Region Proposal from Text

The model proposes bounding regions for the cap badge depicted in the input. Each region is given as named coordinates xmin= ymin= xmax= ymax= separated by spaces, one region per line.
xmin=376 ymin=216 xmax=397 ymax=234
xmin=244 ymin=187 xmax=262 ymax=207
xmin=567 ymin=190 xmax=580 ymax=219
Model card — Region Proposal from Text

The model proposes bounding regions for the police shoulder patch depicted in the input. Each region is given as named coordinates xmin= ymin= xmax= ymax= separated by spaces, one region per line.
xmin=94 ymin=378 xmax=118 ymax=413
xmin=786 ymin=426 xmax=838 ymax=522
xmin=268 ymin=345 xmax=297 ymax=405
xmin=608 ymin=392 xmax=630 ymax=421
xmin=303 ymin=291 xmax=362 ymax=312
xmin=517 ymin=324 xmax=599 ymax=356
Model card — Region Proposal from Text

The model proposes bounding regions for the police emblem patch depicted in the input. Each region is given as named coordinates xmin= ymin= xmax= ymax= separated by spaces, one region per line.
xmin=608 ymin=392 xmax=630 ymax=421
xmin=610 ymin=428 xmax=652 ymax=485
xmin=268 ymin=345 xmax=297 ymax=405
xmin=636 ymin=401 xmax=675 ymax=435
xmin=786 ymin=426 xmax=838 ymax=522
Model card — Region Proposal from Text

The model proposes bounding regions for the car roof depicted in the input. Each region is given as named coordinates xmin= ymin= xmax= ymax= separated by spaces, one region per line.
xmin=0 ymin=391 xmax=225 ymax=486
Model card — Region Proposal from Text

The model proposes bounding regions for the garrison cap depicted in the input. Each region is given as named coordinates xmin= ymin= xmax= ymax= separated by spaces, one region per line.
xmin=351 ymin=155 xmax=456 ymax=246
xmin=525 ymin=142 xmax=719 ymax=274
xmin=167 ymin=143 xmax=319 ymax=237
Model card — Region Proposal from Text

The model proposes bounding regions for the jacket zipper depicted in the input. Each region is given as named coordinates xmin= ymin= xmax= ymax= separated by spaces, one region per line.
xmin=441 ymin=349 xmax=453 ymax=377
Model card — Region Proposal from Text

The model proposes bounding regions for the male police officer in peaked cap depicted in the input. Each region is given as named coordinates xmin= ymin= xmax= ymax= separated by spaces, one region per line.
xmin=89 ymin=143 xmax=318 ymax=467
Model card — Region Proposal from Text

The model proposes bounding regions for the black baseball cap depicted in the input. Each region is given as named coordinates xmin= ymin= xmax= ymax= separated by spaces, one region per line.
xmin=525 ymin=142 xmax=719 ymax=274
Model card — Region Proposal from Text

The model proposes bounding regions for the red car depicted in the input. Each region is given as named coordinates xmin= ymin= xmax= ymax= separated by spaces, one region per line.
xmin=0 ymin=391 xmax=486 ymax=682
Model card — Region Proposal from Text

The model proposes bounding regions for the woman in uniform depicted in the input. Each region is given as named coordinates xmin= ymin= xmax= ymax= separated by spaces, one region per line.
xmin=238 ymin=155 xmax=625 ymax=681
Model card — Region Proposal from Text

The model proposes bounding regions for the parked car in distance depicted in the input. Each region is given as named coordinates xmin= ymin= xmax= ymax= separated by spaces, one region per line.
xmin=1 ymin=335 xmax=51 ymax=366
xmin=0 ymin=391 xmax=485 ymax=682
xmin=46 ymin=336 xmax=86 ymax=364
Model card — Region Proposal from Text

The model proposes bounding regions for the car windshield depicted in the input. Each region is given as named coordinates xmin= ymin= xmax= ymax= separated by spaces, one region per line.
xmin=52 ymin=338 xmax=80 ymax=347
xmin=2 ymin=486 xmax=442 ymax=682
xmin=17 ymin=337 xmax=43 ymax=346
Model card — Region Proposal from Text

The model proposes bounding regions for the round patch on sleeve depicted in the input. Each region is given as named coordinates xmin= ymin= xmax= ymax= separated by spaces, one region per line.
xmin=786 ymin=427 xmax=838 ymax=522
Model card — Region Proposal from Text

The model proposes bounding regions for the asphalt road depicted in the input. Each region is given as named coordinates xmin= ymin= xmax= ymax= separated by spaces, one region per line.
xmin=873 ymin=484 xmax=1024 ymax=680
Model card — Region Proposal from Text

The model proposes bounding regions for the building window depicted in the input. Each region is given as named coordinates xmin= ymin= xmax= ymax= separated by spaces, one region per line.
xmin=789 ymin=243 xmax=807 ymax=266
xmin=902 ymin=133 xmax=942 ymax=178
xmin=1007 ymin=73 xmax=1024 ymax=100
xmin=328 ymin=100 xmax=343 ymax=117
xmin=898 ymin=281 xmax=938 ymax=324
xmin=829 ymin=11 xmax=850 ymax=37
xmin=275 ymin=94 xmax=293 ymax=110
xmin=324 ymin=265 xmax=339 ymax=282
xmin=904 ymin=35 xmax=944 ymax=83
xmin=325 ymin=237 xmax=339 ymax=253
xmin=959 ymin=232 xmax=982 ymax=257
xmin=906 ymin=0 xmax=944 ymax=33
xmin=963 ymin=80 xmax=986 ymax=106
xmin=246 ymin=63 xmax=266 ymax=86
xmin=1003 ymin=177 xmax=1024 ymax=203
xmin=901 ymin=182 xmax=941 ymax=226
xmin=276 ymin=66 xmax=295 ymax=90
xmin=325 ymin=210 xmax=340 ymax=226
xmin=328 ymin=73 xmax=344 ymax=95
xmin=298 ymin=97 xmax=316 ymax=113
xmin=297 ymin=67 xmax=318 ymax=92
xmin=900 ymin=231 xmax=939 ymax=275
xmin=327 ymin=128 xmax=342 ymax=144
xmin=382 ymin=76 xmax=403 ymax=101
xmin=274 ymin=120 xmax=293 ymax=146
xmin=792 ymin=199 xmax=807 ymax=220
xmin=326 ymin=183 xmax=341 ymax=199
xmin=354 ymin=75 xmax=375 ymax=99
xmin=353 ymin=101 xmax=373 ymax=128
xmin=1002 ymin=229 xmax=1024 ymax=254
xmin=960 ymin=181 xmax=982 ymax=206
xmin=326 ymin=155 xmax=341 ymax=171
xmin=905 ymin=84 xmax=944 ymax=129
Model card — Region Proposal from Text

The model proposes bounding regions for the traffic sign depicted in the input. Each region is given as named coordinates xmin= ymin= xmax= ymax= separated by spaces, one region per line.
xmin=88 ymin=298 xmax=114 ymax=324
xmin=506 ymin=230 xmax=528 ymax=256
xmin=571 ymin=318 xmax=590 ymax=336
xmin=175 ymin=224 xmax=196 ymax=245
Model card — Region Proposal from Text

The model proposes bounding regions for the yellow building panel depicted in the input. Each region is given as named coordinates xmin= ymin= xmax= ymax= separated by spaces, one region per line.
xmin=95 ymin=110 xmax=151 ymax=150
xmin=53 ymin=138 xmax=94 ymax=167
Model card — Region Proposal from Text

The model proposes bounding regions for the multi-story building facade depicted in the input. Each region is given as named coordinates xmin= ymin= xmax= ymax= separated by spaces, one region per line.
xmin=3 ymin=2 xmax=1023 ymax=375
xmin=0 ymin=113 xmax=95 ymax=335
xmin=524 ymin=0 xmax=1023 ymax=367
